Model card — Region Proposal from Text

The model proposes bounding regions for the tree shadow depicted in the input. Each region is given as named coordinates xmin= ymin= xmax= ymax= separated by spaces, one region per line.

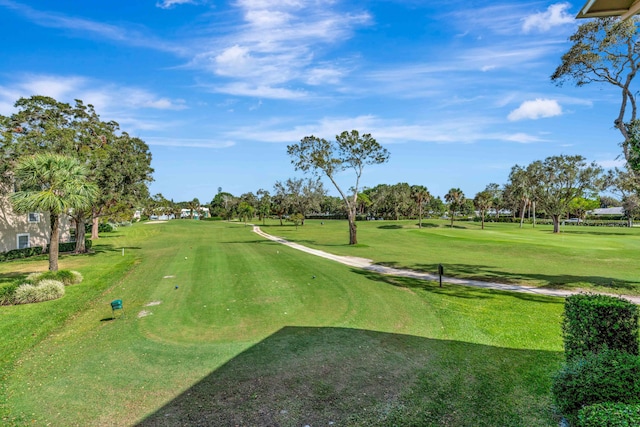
xmin=90 ymin=244 xmax=142 ymax=254
xmin=378 ymin=225 xmax=403 ymax=229
xmin=352 ymin=268 xmax=564 ymax=304
xmin=136 ymin=327 xmax=562 ymax=427
xmin=373 ymin=261 xmax=639 ymax=293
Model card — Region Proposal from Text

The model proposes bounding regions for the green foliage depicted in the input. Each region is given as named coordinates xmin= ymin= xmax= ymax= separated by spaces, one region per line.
xmin=552 ymin=349 xmax=640 ymax=424
xmin=13 ymin=280 xmax=65 ymax=305
xmin=0 ymin=281 xmax=19 ymax=305
xmin=202 ymin=216 xmax=223 ymax=221
xmin=563 ymin=294 xmax=639 ymax=362
xmin=0 ymin=246 xmax=43 ymax=262
xmin=85 ymin=223 xmax=115 ymax=233
xmin=35 ymin=270 xmax=83 ymax=286
xmin=578 ymin=402 xmax=640 ymax=427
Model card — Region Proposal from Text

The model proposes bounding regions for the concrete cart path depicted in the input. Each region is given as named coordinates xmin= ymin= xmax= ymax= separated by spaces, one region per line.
xmin=252 ymin=226 xmax=640 ymax=305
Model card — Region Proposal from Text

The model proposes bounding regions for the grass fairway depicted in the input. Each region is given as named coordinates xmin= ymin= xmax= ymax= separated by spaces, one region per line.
xmin=266 ymin=218 xmax=640 ymax=295
xmin=1 ymin=220 xmax=564 ymax=426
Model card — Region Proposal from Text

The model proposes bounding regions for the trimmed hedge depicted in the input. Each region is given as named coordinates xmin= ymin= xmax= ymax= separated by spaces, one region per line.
xmin=0 ymin=246 xmax=43 ymax=262
xmin=578 ymin=402 xmax=640 ymax=427
xmin=562 ymin=293 xmax=639 ymax=362
xmin=552 ymin=349 xmax=640 ymax=424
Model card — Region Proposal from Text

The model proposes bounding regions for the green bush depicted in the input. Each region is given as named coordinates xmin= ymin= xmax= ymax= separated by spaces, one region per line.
xmin=563 ymin=294 xmax=639 ymax=362
xmin=84 ymin=222 xmax=115 ymax=233
xmin=578 ymin=402 xmax=640 ymax=427
xmin=36 ymin=270 xmax=83 ymax=286
xmin=13 ymin=280 xmax=65 ymax=305
xmin=0 ymin=282 xmax=19 ymax=305
xmin=0 ymin=246 xmax=43 ymax=262
xmin=552 ymin=349 xmax=640 ymax=424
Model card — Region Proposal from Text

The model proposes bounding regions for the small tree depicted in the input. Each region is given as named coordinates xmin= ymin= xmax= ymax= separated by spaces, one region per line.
xmin=411 ymin=185 xmax=431 ymax=228
xmin=10 ymin=154 xmax=98 ymax=271
xmin=287 ymin=130 xmax=389 ymax=245
xmin=444 ymin=188 xmax=465 ymax=228
xmin=528 ymin=155 xmax=602 ymax=233
xmin=474 ymin=190 xmax=492 ymax=229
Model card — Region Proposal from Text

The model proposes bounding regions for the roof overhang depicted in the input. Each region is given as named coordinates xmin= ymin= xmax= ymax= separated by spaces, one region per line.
xmin=577 ymin=0 xmax=640 ymax=20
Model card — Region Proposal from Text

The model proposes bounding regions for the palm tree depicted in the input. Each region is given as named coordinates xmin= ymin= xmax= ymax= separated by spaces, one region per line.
xmin=444 ymin=188 xmax=465 ymax=228
xmin=10 ymin=154 xmax=98 ymax=271
xmin=411 ymin=185 xmax=431 ymax=228
xmin=473 ymin=190 xmax=493 ymax=230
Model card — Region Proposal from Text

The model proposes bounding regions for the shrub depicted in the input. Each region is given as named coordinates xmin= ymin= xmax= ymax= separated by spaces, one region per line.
xmin=13 ymin=280 xmax=65 ymax=305
xmin=84 ymin=222 xmax=115 ymax=233
xmin=0 ymin=282 xmax=19 ymax=305
xmin=0 ymin=246 xmax=43 ymax=262
xmin=25 ymin=272 xmax=43 ymax=283
xmin=36 ymin=270 xmax=83 ymax=285
xmin=578 ymin=402 xmax=640 ymax=427
xmin=563 ymin=293 xmax=639 ymax=362
xmin=552 ymin=349 xmax=640 ymax=424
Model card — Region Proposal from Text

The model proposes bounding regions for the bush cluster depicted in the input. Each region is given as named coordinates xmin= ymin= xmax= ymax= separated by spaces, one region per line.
xmin=12 ymin=280 xmax=65 ymax=305
xmin=0 ymin=269 xmax=81 ymax=305
xmin=0 ymin=246 xmax=43 ymax=262
xmin=553 ymin=349 xmax=640 ymax=423
xmin=0 ymin=282 xmax=19 ymax=305
xmin=85 ymin=223 xmax=116 ymax=233
xmin=553 ymin=294 xmax=640 ymax=425
xmin=577 ymin=402 xmax=640 ymax=427
xmin=28 ymin=270 xmax=83 ymax=286
xmin=563 ymin=294 xmax=639 ymax=362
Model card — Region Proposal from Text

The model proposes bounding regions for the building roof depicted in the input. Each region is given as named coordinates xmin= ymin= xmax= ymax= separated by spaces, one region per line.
xmin=577 ymin=0 xmax=640 ymax=20
xmin=589 ymin=207 xmax=625 ymax=215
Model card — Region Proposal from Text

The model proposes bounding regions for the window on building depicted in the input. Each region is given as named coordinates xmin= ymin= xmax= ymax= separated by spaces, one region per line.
xmin=17 ymin=234 xmax=30 ymax=249
xmin=28 ymin=212 xmax=40 ymax=223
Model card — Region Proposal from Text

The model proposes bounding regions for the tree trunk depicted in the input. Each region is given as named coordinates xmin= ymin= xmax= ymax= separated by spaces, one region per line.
xmin=418 ymin=204 xmax=423 ymax=228
xmin=74 ymin=217 xmax=86 ymax=253
xmin=519 ymin=200 xmax=527 ymax=228
xmin=91 ymin=215 xmax=100 ymax=239
xmin=49 ymin=213 xmax=59 ymax=272
xmin=450 ymin=214 xmax=454 ymax=228
xmin=481 ymin=211 xmax=485 ymax=230
xmin=552 ymin=215 xmax=560 ymax=233
xmin=532 ymin=201 xmax=536 ymax=228
xmin=348 ymin=209 xmax=358 ymax=245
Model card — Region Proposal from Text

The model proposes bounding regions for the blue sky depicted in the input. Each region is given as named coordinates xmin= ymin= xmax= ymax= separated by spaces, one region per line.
xmin=0 ymin=0 xmax=627 ymax=202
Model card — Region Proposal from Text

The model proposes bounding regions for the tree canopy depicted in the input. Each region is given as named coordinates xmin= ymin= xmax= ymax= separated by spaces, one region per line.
xmin=10 ymin=153 xmax=98 ymax=271
xmin=287 ymin=130 xmax=389 ymax=244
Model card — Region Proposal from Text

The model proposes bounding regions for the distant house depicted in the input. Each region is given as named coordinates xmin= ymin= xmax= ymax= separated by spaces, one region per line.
xmin=0 ymin=186 xmax=72 ymax=253
xmin=588 ymin=207 xmax=625 ymax=217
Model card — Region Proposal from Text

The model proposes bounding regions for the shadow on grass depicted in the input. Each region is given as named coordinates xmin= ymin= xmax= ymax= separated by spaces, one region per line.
xmin=378 ymin=225 xmax=403 ymax=229
xmin=136 ymin=327 xmax=561 ymax=427
xmin=374 ymin=261 xmax=640 ymax=293
xmin=90 ymin=244 xmax=142 ymax=254
xmin=352 ymin=269 xmax=564 ymax=305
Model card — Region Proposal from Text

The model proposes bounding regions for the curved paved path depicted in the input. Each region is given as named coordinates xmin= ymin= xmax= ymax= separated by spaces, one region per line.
xmin=252 ymin=226 xmax=640 ymax=304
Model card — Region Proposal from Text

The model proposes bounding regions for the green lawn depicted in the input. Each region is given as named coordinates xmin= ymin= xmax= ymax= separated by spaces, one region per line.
xmin=1 ymin=220 xmax=567 ymax=425
xmin=266 ymin=218 xmax=640 ymax=295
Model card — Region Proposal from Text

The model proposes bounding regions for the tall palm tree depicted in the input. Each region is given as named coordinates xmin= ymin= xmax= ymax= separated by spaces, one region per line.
xmin=411 ymin=185 xmax=431 ymax=228
xmin=444 ymin=188 xmax=465 ymax=228
xmin=10 ymin=154 xmax=98 ymax=271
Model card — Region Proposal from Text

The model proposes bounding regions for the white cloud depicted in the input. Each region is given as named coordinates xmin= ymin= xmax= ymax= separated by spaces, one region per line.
xmin=145 ymin=136 xmax=235 ymax=148
xmin=156 ymin=0 xmax=199 ymax=9
xmin=190 ymin=0 xmax=372 ymax=98
xmin=522 ymin=3 xmax=574 ymax=33
xmin=225 ymin=114 xmax=546 ymax=146
xmin=508 ymin=98 xmax=562 ymax=121
xmin=597 ymin=159 xmax=626 ymax=169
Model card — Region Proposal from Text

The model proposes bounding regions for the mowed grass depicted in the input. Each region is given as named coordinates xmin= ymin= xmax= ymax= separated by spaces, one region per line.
xmin=266 ymin=218 xmax=640 ymax=294
xmin=0 ymin=220 xmax=565 ymax=426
